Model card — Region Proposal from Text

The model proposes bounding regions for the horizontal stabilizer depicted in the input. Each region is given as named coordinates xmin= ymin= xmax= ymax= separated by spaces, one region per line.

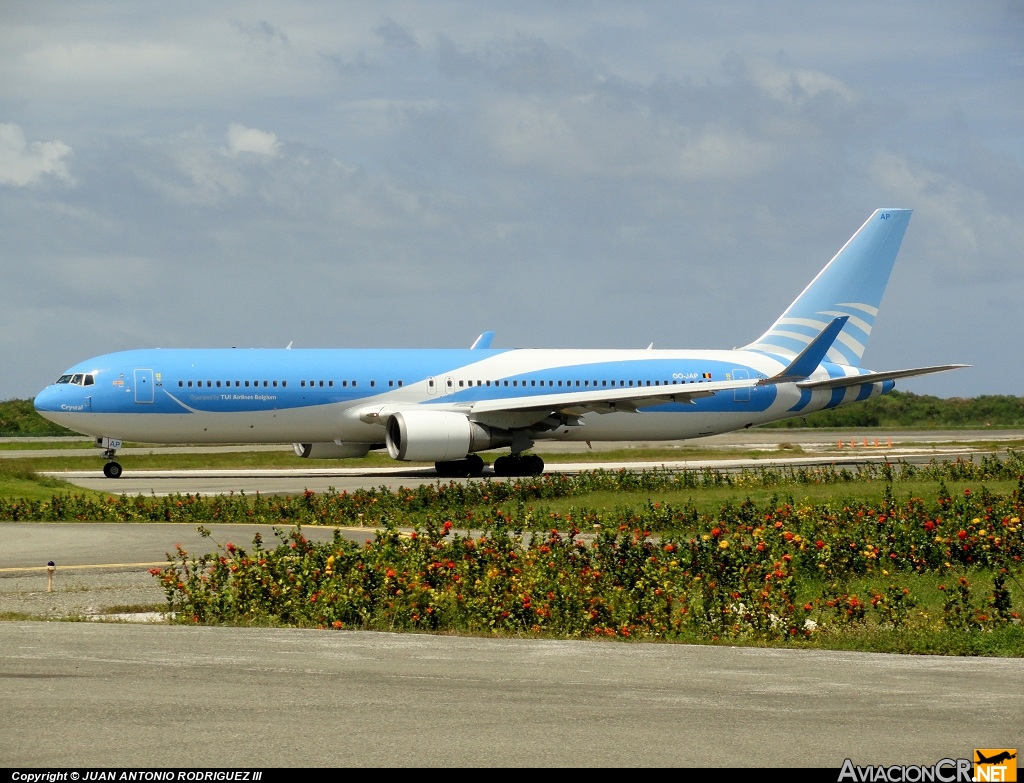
xmin=758 ymin=316 xmax=848 ymax=386
xmin=796 ymin=364 xmax=970 ymax=390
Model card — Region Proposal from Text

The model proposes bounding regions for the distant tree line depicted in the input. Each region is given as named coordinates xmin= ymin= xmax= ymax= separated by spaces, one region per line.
xmin=0 ymin=399 xmax=76 ymax=436
xmin=2 ymin=391 xmax=1024 ymax=437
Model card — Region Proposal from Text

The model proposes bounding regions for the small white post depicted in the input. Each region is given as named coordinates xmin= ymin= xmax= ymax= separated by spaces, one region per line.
xmin=47 ymin=561 xmax=55 ymax=592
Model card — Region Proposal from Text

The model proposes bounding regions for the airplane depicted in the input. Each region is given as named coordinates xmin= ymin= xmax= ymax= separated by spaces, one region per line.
xmin=34 ymin=208 xmax=966 ymax=479
xmin=976 ymin=751 xmax=1016 ymax=765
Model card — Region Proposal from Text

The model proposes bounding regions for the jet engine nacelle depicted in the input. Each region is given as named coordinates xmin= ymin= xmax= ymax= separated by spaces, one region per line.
xmin=293 ymin=442 xmax=373 ymax=459
xmin=385 ymin=410 xmax=509 ymax=461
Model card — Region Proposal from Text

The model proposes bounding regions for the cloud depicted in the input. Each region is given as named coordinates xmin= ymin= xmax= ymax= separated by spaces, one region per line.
xmin=0 ymin=123 xmax=73 ymax=186
xmin=481 ymin=94 xmax=773 ymax=181
xmin=740 ymin=55 xmax=860 ymax=107
xmin=225 ymin=123 xmax=281 ymax=158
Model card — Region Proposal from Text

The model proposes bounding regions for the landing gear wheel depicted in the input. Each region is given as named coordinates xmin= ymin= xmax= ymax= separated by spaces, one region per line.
xmin=435 ymin=454 xmax=486 ymax=478
xmin=465 ymin=453 xmax=485 ymax=477
xmin=103 ymin=461 xmax=123 ymax=479
xmin=492 ymin=455 xmax=511 ymax=477
xmin=492 ymin=454 xmax=544 ymax=477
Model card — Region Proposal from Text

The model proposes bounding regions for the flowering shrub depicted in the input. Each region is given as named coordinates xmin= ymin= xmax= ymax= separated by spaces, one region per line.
xmin=150 ymin=478 xmax=1023 ymax=640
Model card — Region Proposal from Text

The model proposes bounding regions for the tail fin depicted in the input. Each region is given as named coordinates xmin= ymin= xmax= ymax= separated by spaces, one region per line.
xmin=743 ymin=209 xmax=912 ymax=366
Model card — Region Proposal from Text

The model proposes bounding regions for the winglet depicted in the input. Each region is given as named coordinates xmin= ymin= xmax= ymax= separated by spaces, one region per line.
xmin=758 ymin=316 xmax=848 ymax=385
xmin=470 ymin=331 xmax=495 ymax=349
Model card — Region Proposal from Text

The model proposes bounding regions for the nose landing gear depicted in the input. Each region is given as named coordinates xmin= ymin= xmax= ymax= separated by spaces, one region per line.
xmin=97 ymin=437 xmax=124 ymax=479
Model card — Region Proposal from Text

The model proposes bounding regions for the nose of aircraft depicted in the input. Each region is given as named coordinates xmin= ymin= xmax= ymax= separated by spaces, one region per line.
xmin=34 ymin=385 xmax=59 ymax=414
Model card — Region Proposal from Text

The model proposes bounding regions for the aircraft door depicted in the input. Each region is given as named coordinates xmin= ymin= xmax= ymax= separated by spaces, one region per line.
xmin=427 ymin=377 xmax=437 ymax=396
xmin=134 ymin=369 xmax=155 ymax=404
xmin=732 ymin=368 xmax=750 ymax=402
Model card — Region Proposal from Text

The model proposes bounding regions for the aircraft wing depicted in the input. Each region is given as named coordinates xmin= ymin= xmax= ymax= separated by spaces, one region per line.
xmin=354 ymin=379 xmax=745 ymax=431
xmin=796 ymin=364 xmax=969 ymax=390
xmin=453 ymin=378 xmax=751 ymax=430
xmin=358 ymin=317 xmax=858 ymax=430
xmin=468 ymin=377 xmax=742 ymax=414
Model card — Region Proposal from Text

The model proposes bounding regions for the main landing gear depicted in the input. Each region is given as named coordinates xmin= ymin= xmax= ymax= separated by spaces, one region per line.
xmin=434 ymin=453 xmax=545 ymax=478
xmin=434 ymin=454 xmax=485 ymax=478
xmin=492 ymin=453 xmax=544 ymax=477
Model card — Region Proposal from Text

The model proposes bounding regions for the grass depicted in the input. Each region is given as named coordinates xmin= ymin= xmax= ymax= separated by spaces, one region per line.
xmin=494 ymin=478 xmax=1023 ymax=519
xmin=0 ymin=459 xmax=84 ymax=501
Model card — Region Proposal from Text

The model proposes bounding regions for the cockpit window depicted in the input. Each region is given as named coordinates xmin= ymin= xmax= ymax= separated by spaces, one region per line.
xmin=55 ymin=373 xmax=96 ymax=386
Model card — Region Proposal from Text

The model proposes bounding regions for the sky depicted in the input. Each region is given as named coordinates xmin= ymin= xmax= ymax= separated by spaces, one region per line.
xmin=2 ymin=1 xmax=1022 ymax=401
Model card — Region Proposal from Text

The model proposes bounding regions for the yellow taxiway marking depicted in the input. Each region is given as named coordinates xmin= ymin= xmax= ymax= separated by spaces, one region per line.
xmin=0 ymin=562 xmax=169 ymax=573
